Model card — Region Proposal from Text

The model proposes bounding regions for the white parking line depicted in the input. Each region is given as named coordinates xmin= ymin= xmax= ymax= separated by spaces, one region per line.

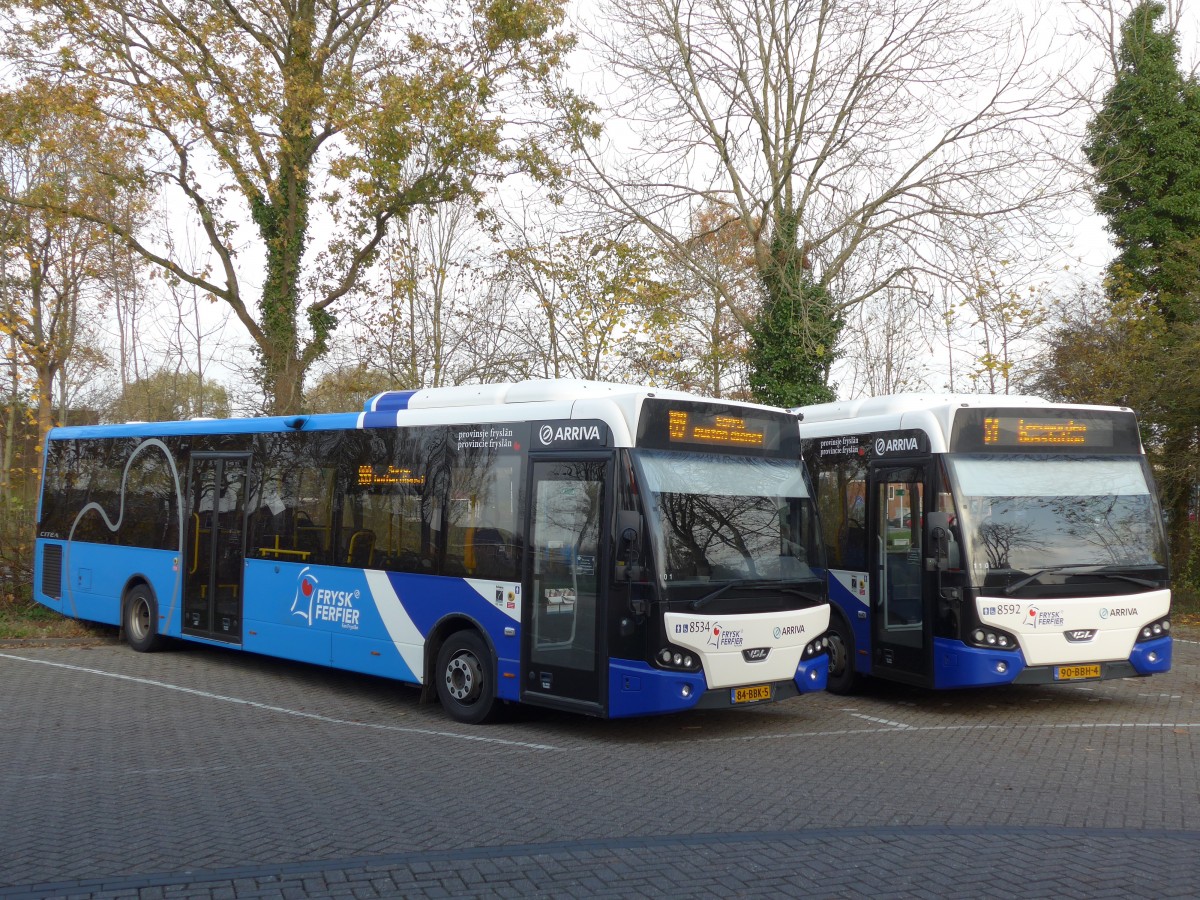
xmin=0 ymin=652 xmax=562 ymax=752
xmin=848 ymin=712 xmax=914 ymax=729
xmin=687 ymin=720 xmax=1198 ymax=744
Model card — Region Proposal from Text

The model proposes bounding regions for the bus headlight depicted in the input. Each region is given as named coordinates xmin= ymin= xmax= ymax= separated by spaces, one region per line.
xmin=970 ymin=626 xmax=1018 ymax=651
xmin=801 ymin=635 xmax=829 ymax=660
xmin=1137 ymin=617 xmax=1170 ymax=642
xmin=656 ymin=645 xmax=702 ymax=671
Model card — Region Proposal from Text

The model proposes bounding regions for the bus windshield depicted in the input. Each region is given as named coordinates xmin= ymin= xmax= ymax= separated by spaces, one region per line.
xmin=633 ymin=449 xmax=818 ymax=586
xmin=946 ymin=454 xmax=1168 ymax=585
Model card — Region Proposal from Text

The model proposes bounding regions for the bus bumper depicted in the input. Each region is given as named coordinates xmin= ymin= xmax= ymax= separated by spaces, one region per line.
xmin=1128 ymin=635 xmax=1172 ymax=675
xmin=933 ymin=637 xmax=1025 ymax=688
xmin=607 ymin=655 xmax=828 ymax=717
xmin=934 ymin=635 xmax=1173 ymax=688
xmin=794 ymin=653 xmax=829 ymax=694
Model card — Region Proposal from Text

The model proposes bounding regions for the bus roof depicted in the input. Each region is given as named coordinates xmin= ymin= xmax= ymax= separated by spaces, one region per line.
xmin=47 ymin=379 xmax=787 ymax=444
xmin=362 ymin=379 xmax=728 ymax=412
xmin=794 ymin=393 xmax=1136 ymax=451
xmin=795 ymin=393 xmax=1133 ymax=424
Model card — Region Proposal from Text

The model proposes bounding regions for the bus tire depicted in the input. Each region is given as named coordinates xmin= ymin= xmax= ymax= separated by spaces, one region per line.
xmin=123 ymin=585 xmax=166 ymax=653
xmin=435 ymin=630 xmax=500 ymax=724
xmin=825 ymin=613 xmax=861 ymax=695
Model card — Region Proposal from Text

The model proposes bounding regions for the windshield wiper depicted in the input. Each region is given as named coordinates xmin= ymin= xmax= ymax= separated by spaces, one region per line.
xmin=1004 ymin=564 xmax=1161 ymax=595
xmin=690 ymin=579 xmax=789 ymax=611
xmin=691 ymin=578 xmax=820 ymax=614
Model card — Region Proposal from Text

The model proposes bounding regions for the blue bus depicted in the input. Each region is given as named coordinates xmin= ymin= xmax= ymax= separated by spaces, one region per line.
xmin=33 ymin=379 xmax=830 ymax=722
xmin=797 ymin=394 xmax=1171 ymax=692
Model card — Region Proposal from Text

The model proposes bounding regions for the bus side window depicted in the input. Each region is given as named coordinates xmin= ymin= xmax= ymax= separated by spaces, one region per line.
xmin=812 ymin=453 xmax=867 ymax=571
xmin=248 ymin=434 xmax=336 ymax=565
xmin=449 ymin=454 xmax=520 ymax=582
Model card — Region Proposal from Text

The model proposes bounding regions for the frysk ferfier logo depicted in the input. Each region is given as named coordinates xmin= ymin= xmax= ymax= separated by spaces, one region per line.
xmin=290 ymin=566 xmax=361 ymax=630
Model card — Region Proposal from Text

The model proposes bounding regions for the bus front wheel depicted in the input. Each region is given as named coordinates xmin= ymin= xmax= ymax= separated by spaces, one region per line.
xmin=123 ymin=585 xmax=165 ymax=653
xmin=435 ymin=631 xmax=500 ymax=724
xmin=825 ymin=614 xmax=862 ymax=695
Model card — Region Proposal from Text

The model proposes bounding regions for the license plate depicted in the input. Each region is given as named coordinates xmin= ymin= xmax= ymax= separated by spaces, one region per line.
xmin=732 ymin=684 xmax=772 ymax=704
xmin=1055 ymin=664 xmax=1101 ymax=681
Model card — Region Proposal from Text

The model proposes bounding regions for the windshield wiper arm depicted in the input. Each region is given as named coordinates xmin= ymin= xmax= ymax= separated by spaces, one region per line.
xmin=690 ymin=579 xmax=774 ymax=611
xmin=1005 ymin=564 xmax=1160 ymax=595
xmin=1098 ymin=573 xmax=1160 ymax=588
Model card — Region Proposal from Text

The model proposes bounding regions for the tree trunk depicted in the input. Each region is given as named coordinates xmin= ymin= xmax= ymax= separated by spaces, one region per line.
xmin=265 ymin=348 xmax=306 ymax=417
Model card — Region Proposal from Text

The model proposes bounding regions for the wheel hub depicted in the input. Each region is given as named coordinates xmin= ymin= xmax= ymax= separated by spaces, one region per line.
xmin=132 ymin=601 xmax=150 ymax=641
xmin=827 ymin=633 xmax=846 ymax=676
xmin=445 ymin=652 xmax=481 ymax=702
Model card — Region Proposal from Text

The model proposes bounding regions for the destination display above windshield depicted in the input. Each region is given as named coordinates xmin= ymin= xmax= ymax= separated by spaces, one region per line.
xmin=950 ymin=408 xmax=1142 ymax=454
xmin=637 ymin=399 xmax=794 ymax=455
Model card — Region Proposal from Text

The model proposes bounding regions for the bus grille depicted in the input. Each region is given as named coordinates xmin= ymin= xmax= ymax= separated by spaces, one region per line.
xmin=42 ymin=545 xmax=63 ymax=600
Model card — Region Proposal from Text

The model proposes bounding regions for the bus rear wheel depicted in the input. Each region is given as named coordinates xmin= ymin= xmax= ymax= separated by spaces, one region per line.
xmin=123 ymin=586 xmax=165 ymax=653
xmin=825 ymin=614 xmax=861 ymax=695
xmin=435 ymin=631 xmax=500 ymax=724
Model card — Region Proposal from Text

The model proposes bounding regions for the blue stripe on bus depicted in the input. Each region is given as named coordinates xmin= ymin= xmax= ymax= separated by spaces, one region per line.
xmin=819 ymin=567 xmax=872 ymax=676
xmin=360 ymin=411 xmax=400 ymax=429
xmin=46 ymin=413 xmax=364 ymax=439
xmin=364 ymin=390 xmax=417 ymax=412
xmin=241 ymin=561 xmax=522 ymax=700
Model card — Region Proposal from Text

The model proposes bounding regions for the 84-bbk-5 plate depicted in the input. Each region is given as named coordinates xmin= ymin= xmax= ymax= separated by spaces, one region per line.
xmin=732 ymin=684 xmax=772 ymax=703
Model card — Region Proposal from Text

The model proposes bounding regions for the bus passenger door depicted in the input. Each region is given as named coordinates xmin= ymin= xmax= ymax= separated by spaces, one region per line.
xmin=184 ymin=454 xmax=248 ymax=643
xmin=870 ymin=465 xmax=930 ymax=683
xmin=522 ymin=456 xmax=610 ymax=714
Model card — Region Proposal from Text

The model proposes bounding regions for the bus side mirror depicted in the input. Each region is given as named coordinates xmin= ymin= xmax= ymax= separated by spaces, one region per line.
xmin=617 ymin=510 xmax=643 ymax=581
xmin=926 ymin=511 xmax=959 ymax=572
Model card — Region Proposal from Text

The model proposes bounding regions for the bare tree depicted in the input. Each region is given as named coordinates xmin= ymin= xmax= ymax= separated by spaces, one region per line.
xmin=839 ymin=288 xmax=934 ymax=397
xmin=152 ymin=210 xmax=241 ymax=416
xmin=942 ymin=231 xmax=1053 ymax=395
xmin=502 ymin=220 xmax=672 ymax=382
xmin=576 ymin=0 xmax=1078 ymax=371
xmin=335 ymin=200 xmax=526 ymax=391
xmin=644 ymin=205 xmax=759 ymax=397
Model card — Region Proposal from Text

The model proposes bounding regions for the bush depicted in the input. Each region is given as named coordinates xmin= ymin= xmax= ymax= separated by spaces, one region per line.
xmin=0 ymin=505 xmax=34 ymax=615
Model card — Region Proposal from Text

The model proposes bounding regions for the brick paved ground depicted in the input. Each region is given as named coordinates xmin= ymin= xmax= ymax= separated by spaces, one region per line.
xmin=1 ymin=628 xmax=1196 ymax=899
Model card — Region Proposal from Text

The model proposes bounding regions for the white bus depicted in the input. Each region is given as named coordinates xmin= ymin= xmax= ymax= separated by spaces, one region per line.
xmin=35 ymin=379 xmax=830 ymax=722
xmin=796 ymin=394 xmax=1171 ymax=692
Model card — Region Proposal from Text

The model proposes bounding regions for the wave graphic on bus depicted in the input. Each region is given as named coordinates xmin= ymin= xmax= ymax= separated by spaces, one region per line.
xmin=63 ymin=438 xmax=185 ymax=624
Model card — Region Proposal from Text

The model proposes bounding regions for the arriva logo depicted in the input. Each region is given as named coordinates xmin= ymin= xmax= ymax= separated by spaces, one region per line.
xmin=539 ymin=424 xmax=602 ymax=445
xmin=875 ymin=437 xmax=920 ymax=454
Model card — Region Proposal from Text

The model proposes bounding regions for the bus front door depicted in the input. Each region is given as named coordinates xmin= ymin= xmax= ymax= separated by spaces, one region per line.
xmin=522 ymin=456 xmax=610 ymax=715
xmin=870 ymin=465 xmax=931 ymax=684
xmin=184 ymin=454 xmax=248 ymax=643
